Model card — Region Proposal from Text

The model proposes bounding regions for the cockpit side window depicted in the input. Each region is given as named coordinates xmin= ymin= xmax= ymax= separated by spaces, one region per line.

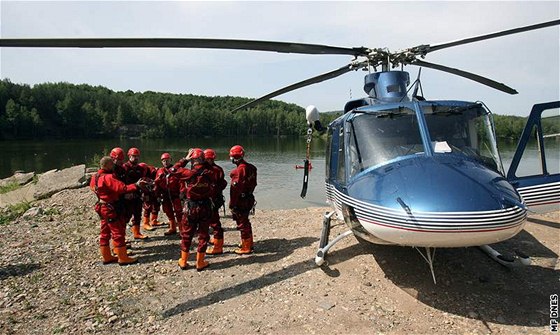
xmin=325 ymin=127 xmax=333 ymax=180
xmin=336 ymin=125 xmax=346 ymax=184
xmin=348 ymin=120 xmax=362 ymax=177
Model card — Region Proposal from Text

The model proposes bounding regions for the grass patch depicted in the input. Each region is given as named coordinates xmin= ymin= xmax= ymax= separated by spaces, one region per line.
xmin=88 ymin=149 xmax=108 ymax=169
xmin=0 ymin=202 xmax=32 ymax=225
xmin=0 ymin=181 xmax=21 ymax=194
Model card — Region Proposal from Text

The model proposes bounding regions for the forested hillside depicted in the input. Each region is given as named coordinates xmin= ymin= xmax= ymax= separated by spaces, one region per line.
xmin=0 ymin=79 xmax=555 ymax=140
xmin=0 ymin=79 xmax=340 ymax=139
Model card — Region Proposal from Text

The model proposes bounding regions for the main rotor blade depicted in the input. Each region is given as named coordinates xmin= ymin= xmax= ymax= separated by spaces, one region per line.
xmin=412 ymin=59 xmax=518 ymax=94
xmin=0 ymin=37 xmax=367 ymax=56
xmin=426 ymin=19 xmax=560 ymax=53
xmin=231 ymin=63 xmax=358 ymax=113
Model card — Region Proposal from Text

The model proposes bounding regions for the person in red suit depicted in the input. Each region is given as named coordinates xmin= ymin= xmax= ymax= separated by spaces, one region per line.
xmin=140 ymin=163 xmax=163 ymax=231
xmin=176 ymin=148 xmax=216 ymax=271
xmin=122 ymin=147 xmax=150 ymax=240
xmin=90 ymin=156 xmax=141 ymax=265
xmin=228 ymin=145 xmax=257 ymax=254
xmin=205 ymin=149 xmax=228 ymax=255
xmin=109 ymin=147 xmax=126 ymax=182
xmin=154 ymin=152 xmax=183 ymax=236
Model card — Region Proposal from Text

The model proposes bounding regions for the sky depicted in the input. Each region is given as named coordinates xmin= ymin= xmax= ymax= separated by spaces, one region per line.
xmin=0 ymin=1 xmax=558 ymax=117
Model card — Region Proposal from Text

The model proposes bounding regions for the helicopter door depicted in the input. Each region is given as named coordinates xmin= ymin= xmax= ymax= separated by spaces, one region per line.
xmin=506 ymin=101 xmax=560 ymax=213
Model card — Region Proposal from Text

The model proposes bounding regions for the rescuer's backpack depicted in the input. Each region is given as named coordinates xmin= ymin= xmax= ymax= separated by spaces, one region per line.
xmin=186 ymin=167 xmax=215 ymax=201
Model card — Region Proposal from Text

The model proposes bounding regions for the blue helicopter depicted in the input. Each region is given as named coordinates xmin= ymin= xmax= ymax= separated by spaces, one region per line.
xmin=313 ymin=80 xmax=558 ymax=283
xmin=1 ymin=19 xmax=558 ymax=282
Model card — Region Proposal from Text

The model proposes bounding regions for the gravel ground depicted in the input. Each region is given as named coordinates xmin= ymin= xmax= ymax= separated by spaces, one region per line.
xmin=0 ymin=187 xmax=558 ymax=334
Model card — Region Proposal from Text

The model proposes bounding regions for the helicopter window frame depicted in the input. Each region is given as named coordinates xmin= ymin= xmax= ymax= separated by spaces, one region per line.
xmin=508 ymin=106 xmax=560 ymax=178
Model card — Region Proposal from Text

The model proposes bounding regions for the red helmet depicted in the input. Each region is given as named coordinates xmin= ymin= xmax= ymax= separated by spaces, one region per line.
xmin=190 ymin=148 xmax=204 ymax=160
xmin=204 ymin=149 xmax=216 ymax=160
xmin=110 ymin=147 xmax=125 ymax=161
xmin=229 ymin=145 xmax=244 ymax=159
xmin=128 ymin=147 xmax=140 ymax=156
xmin=161 ymin=152 xmax=171 ymax=160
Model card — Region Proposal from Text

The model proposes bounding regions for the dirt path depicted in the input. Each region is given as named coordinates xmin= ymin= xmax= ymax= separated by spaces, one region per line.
xmin=0 ymin=187 xmax=558 ymax=334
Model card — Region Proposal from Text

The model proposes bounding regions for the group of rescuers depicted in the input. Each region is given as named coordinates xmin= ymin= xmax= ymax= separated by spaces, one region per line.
xmin=89 ymin=145 xmax=257 ymax=271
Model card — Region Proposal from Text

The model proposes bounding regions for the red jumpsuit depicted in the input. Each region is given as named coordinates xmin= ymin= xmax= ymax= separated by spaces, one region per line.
xmin=209 ymin=163 xmax=227 ymax=239
xmin=122 ymin=161 xmax=149 ymax=227
xmin=229 ymin=160 xmax=257 ymax=240
xmin=174 ymin=158 xmax=190 ymax=199
xmin=91 ymin=169 xmax=137 ymax=247
xmin=142 ymin=164 xmax=160 ymax=221
xmin=154 ymin=165 xmax=183 ymax=225
xmin=178 ymin=163 xmax=216 ymax=253
xmin=113 ymin=164 xmax=126 ymax=182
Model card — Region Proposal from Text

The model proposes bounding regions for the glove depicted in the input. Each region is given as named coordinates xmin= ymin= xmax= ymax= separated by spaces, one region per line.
xmin=135 ymin=178 xmax=153 ymax=191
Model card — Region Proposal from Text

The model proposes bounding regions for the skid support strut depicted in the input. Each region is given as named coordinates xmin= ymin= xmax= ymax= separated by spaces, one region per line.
xmin=315 ymin=211 xmax=353 ymax=266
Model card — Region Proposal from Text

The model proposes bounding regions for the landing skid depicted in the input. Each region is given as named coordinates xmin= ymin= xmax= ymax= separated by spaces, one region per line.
xmin=315 ymin=211 xmax=354 ymax=266
xmin=479 ymin=244 xmax=531 ymax=267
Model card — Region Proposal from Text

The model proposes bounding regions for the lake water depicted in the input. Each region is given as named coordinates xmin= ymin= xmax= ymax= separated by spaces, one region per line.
xmin=0 ymin=137 xmax=556 ymax=209
xmin=0 ymin=137 xmax=329 ymax=209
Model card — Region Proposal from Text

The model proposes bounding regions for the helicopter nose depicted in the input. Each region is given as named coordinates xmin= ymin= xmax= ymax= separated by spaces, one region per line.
xmin=349 ymin=155 xmax=522 ymax=212
xmin=342 ymin=156 xmax=527 ymax=247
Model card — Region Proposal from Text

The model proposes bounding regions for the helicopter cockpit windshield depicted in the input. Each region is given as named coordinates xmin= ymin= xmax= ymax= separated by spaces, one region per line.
xmin=347 ymin=102 xmax=504 ymax=178
xmin=348 ymin=106 xmax=423 ymax=176
xmin=422 ymin=102 xmax=504 ymax=175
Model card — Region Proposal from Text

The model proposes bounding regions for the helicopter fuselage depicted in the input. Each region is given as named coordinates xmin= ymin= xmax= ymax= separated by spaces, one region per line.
xmin=325 ymin=99 xmax=527 ymax=248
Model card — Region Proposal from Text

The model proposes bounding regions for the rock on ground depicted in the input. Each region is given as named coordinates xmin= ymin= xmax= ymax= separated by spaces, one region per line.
xmin=0 ymin=183 xmax=36 ymax=209
xmin=33 ymin=165 xmax=86 ymax=200
xmin=0 ymin=187 xmax=558 ymax=334
xmin=0 ymin=172 xmax=35 ymax=187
